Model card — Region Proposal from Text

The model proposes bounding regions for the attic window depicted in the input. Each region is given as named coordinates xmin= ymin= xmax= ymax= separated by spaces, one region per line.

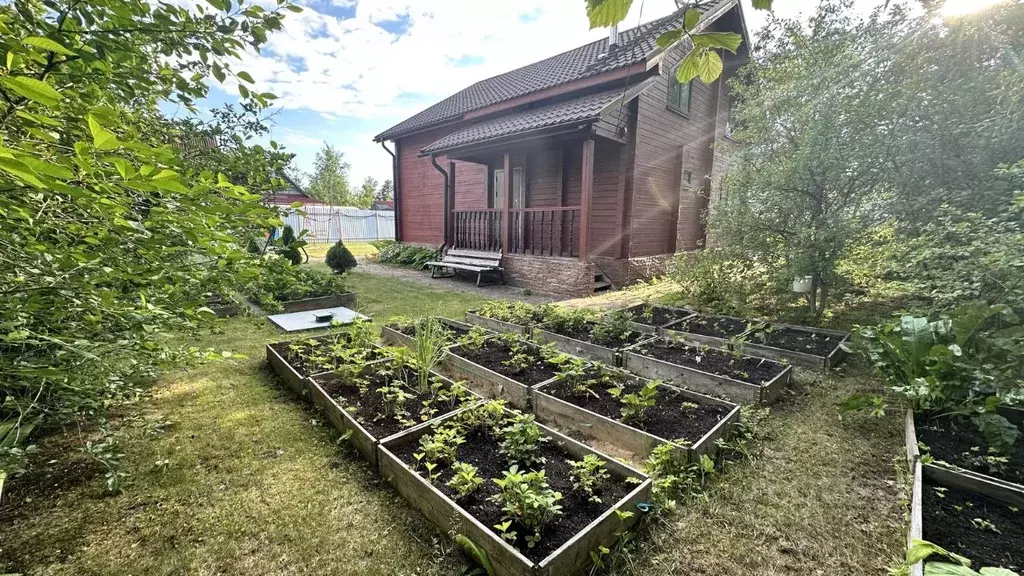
xmin=667 ymin=66 xmax=692 ymax=115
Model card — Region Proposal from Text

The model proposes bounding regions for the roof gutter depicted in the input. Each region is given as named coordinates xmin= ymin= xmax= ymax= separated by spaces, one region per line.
xmin=380 ymin=141 xmax=401 ymax=241
xmin=429 ymin=154 xmax=450 ymax=247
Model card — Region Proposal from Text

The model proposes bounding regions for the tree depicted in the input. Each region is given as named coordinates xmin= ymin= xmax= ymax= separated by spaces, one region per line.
xmin=305 ymin=143 xmax=352 ymax=206
xmin=376 ymin=179 xmax=394 ymax=203
xmin=711 ymin=1 xmax=899 ymax=319
xmin=351 ymin=176 xmax=377 ymax=209
xmin=0 ymin=0 xmax=298 ymax=497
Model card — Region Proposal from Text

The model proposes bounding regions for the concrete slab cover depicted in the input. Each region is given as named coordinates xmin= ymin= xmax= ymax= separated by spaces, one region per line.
xmin=267 ymin=307 xmax=369 ymax=332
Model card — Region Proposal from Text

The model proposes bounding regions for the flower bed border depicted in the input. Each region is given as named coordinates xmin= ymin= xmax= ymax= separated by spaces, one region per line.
xmin=732 ymin=322 xmax=850 ymax=371
xmin=441 ymin=341 xmax=555 ymax=409
xmin=380 ymin=317 xmax=476 ymax=349
xmin=905 ymin=409 xmax=1024 ymax=504
xmin=531 ymin=374 xmax=740 ymax=462
xmin=265 ymin=334 xmax=385 ymax=398
xmin=603 ymin=305 xmax=696 ymax=336
xmin=377 ymin=408 xmax=652 ymax=576
xmin=464 ymin=311 xmax=532 ymax=337
xmin=307 ymin=369 xmax=482 ymax=467
xmin=532 ymin=320 xmax=656 ymax=367
xmin=620 ymin=339 xmax=792 ymax=404
xmin=659 ymin=312 xmax=752 ymax=351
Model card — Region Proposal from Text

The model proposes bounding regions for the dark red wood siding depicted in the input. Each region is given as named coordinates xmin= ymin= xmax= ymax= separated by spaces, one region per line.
xmin=630 ymin=43 xmax=721 ymax=256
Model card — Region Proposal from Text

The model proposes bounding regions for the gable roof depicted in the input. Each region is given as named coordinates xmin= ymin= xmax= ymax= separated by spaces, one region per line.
xmin=374 ymin=0 xmax=734 ymax=143
xmin=420 ymin=79 xmax=655 ymax=155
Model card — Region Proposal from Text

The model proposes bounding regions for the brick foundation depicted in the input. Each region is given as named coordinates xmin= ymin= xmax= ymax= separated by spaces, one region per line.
xmin=502 ymin=255 xmax=596 ymax=297
xmin=592 ymin=254 xmax=675 ymax=288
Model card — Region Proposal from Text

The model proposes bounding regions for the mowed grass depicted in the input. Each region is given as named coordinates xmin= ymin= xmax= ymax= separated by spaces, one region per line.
xmin=0 ymin=273 xmax=905 ymax=575
xmin=304 ymin=241 xmax=379 ymax=260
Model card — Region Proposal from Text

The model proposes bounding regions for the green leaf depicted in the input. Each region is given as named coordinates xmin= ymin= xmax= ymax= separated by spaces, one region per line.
xmin=236 ymin=71 xmax=254 ymax=84
xmin=750 ymin=0 xmax=773 ymax=9
xmin=23 ymin=36 xmax=75 ymax=56
xmin=925 ymin=563 xmax=980 ymax=576
xmin=684 ymin=8 xmax=701 ymax=31
xmin=698 ymin=50 xmax=723 ymax=84
xmin=238 ymin=84 xmax=250 ymax=99
xmin=907 ymin=539 xmax=973 ymax=567
xmin=212 ymin=63 xmax=226 ymax=83
xmin=0 ymin=157 xmax=45 ymax=187
xmin=586 ymin=0 xmax=633 ymax=29
xmin=978 ymin=569 xmax=1020 ymax=576
xmin=15 ymin=109 xmax=61 ymax=127
xmin=675 ymin=48 xmax=702 ymax=83
xmin=286 ymin=4 xmax=303 ymax=12
xmin=0 ymin=76 xmax=62 ymax=107
xmin=971 ymin=413 xmax=1020 ymax=454
xmin=692 ymin=31 xmax=743 ymax=54
xmin=87 ymin=115 xmax=119 ymax=150
xmin=152 ymin=169 xmax=178 ymax=180
xmin=18 ymin=156 xmax=73 ymax=179
xmin=656 ymin=29 xmax=684 ymax=49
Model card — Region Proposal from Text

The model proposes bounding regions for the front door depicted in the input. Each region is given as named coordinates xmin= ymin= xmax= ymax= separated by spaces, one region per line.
xmin=493 ymin=165 xmax=526 ymax=249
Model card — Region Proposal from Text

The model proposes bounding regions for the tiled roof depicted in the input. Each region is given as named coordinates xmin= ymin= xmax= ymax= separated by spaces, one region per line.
xmin=375 ymin=0 xmax=732 ymax=142
xmin=419 ymin=87 xmax=625 ymax=154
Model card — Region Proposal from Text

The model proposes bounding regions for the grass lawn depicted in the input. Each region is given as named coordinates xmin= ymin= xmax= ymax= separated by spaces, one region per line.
xmin=0 ymin=273 xmax=905 ymax=575
xmin=304 ymin=241 xmax=379 ymax=260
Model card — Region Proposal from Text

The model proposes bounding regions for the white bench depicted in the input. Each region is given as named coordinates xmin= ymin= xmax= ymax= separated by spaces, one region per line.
xmin=425 ymin=249 xmax=504 ymax=287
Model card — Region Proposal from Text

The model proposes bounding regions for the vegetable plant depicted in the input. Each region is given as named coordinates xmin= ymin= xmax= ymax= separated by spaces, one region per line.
xmin=246 ymin=256 xmax=348 ymax=313
xmin=491 ymin=465 xmax=564 ymax=548
xmin=415 ymin=422 xmax=465 ymax=468
xmin=410 ymin=317 xmax=449 ymax=393
xmin=608 ymin=380 xmax=659 ymax=423
xmin=447 ymin=462 xmax=484 ymax=501
xmin=458 ymin=326 xmax=492 ymax=350
xmin=591 ymin=311 xmax=635 ymax=345
xmin=568 ymin=454 xmax=611 ymax=503
xmin=498 ymin=413 xmax=549 ymax=467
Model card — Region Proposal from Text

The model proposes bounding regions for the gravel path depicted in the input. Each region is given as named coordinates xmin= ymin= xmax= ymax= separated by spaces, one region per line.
xmin=353 ymin=260 xmax=560 ymax=304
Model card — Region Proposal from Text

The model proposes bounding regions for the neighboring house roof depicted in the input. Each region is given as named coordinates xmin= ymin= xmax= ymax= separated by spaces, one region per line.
xmin=374 ymin=0 xmax=733 ymax=143
xmin=420 ymin=79 xmax=655 ymax=155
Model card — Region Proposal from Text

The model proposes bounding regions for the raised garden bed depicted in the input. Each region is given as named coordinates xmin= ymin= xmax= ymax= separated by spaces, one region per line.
xmin=914 ymin=466 xmax=1023 ymax=572
xmin=378 ymin=403 xmax=651 ymax=576
xmin=739 ymin=322 xmax=849 ymax=371
xmin=533 ymin=320 xmax=654 ymax=366
xmin=532 ymin=362 xmax=739 ymax=461
xmin=622 ymin=338 xmax=791 ymax=404
xmin=205 ymin=294 xmax=240 ymax=318
xmin=603 ymin=304 xmax=695 ymax=335
xmin=266 ymin=331 xmax=386 ymax=396
xmin=907 ymin=410 xmax=1024 ymax=498
xmin=464 ymin=301 xmax=553 ymax=338
xmin=662 ymin=313 xmax=752 ymax=349
xmin=443 ymin=335 xmax=562 ymax=409
xmin=381 ymin=317 xmax=474 ymax=349
xmin=307 ymin=361 xmax=480 ymax=466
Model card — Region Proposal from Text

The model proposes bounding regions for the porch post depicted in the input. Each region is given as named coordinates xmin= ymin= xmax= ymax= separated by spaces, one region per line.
xmin=579 ymin=138 xmax=594 ymax=262
xmin=448 ymin=159 xmax=456 ymax=247
xmin=502 ymin=152 xmax=512 ymax=253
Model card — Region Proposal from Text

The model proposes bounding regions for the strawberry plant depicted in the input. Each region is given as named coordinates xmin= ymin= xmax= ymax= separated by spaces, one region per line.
xmin=568 ymin=454 xmax=610 ymax=503
xmin=490 ymin=465 xmax=563 ymax=549
xmin=447 ymin=462 xmax=484 ymax=501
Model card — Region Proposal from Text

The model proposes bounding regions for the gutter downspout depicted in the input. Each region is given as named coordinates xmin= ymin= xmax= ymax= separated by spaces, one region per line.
xmin=380 ymin=141 xmax=401 ymax=241
xmin=430 ymin=154 xmax=450 ymax=247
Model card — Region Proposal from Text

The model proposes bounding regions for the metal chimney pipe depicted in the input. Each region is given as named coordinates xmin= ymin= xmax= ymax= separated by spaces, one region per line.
xmin=608 ymin=24 xmax=619 ymax=47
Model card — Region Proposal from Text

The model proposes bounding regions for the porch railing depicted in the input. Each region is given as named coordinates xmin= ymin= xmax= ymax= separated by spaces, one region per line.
xmin=452 ymin=207 xmax=581 ymax=257
xmin=452 ymin=209 xmax=502 ymax=252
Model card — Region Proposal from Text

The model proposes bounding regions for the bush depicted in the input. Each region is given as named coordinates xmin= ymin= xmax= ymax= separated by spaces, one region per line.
xmin=278 ymin=225 xmax=304 ymax=265
xmin=325 ymin=241 xmax=358 ymax=275
xmin=377 ymin=243 xmax=440 ymax=268
xmin=246 ymin=257 xmax=349 ymax=312
xmin=671 ymin=248 xmax=779 ymax=317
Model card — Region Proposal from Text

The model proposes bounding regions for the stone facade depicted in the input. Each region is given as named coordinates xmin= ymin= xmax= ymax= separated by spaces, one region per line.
xmin=501 ymin=254 xmax=596 ymax=298
xmin=592 ymin=254 xmax=675 ymax=288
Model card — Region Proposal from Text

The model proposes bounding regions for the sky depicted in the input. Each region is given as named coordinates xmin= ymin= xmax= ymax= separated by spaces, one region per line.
xmin=166 ymin=0 xmax=887 ymax=188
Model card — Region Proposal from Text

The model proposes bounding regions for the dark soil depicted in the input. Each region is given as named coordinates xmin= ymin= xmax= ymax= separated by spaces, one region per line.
xmin=390 ymin=321 xmax=470 ymax=342
xmin=450 ymin=340 xmax=561 ymax=386
xmin=393 ymin=425 xmax=636 ymax=563
xmin=747 ymin=326 xmax=843 ymax=356
xmin=270 ymin=334 xmax=385 ymax=377
xmin=312 ymin=365 xmax=470 ymax=440
xmin=917 ymin=414 xmax=1024 ymax=485
xmin=544 ymin=368 xmax=730 ymax=444
xmin=619 ymin=304 xmax=693 ymax=327
xmin=673 ymin=314 xmax=750 ymax=340
xmin=922 ymin=479 xmax=1023 ymax=570
xmin=544 ymin=322 xmax=650 ymax=349
xmin=634 ymin=340 xmax=786 ymax=385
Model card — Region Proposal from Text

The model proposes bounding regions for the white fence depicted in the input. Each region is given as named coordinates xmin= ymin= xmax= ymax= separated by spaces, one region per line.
xmin=279 ymin=205 xmax=396 ymax=243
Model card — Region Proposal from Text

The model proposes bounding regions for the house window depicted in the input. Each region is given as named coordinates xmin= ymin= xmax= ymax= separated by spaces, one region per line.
xmin=724 ymin=99 xmax=737 ymax=139
xmin=667 ymin=67 xmax=692 ymax=114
